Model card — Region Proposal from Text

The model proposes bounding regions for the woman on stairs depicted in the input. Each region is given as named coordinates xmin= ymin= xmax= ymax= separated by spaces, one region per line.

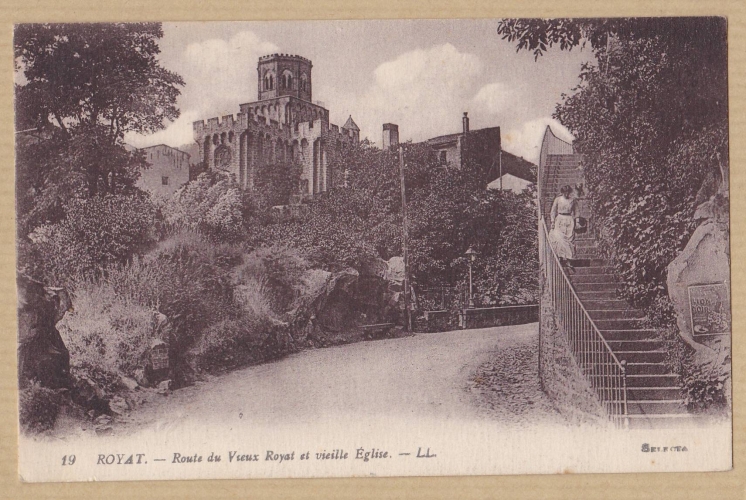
xmin=549 ymin=185 xmax=577 ymax=272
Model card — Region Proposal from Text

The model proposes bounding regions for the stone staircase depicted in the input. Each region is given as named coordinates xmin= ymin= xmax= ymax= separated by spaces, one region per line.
xmin=543 ymin=154 xmax=692 ymax=428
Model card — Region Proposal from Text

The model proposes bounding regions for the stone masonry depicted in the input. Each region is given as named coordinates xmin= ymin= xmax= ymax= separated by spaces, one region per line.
xmin=193 ymin=54 xmax=360 ymax=197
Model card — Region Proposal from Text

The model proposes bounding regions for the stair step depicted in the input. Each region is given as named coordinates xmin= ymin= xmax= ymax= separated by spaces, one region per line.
xmin=571 ymin=266 xmax=613 ymax=275
xmin=627 ymin=400 xmax=688 ymax=414
xmin=573 ymin=259 xmax=609 ymax=267
xmin=587 ymin=309 xmax=645 ymax=320
xmin=613 ymin=350 xmax=667 ymax=363
xmin=627 ymin=386 xmax=682 ymax=400
xmin=575 ymin=251 xmax=601 ymax=259
xmin=594 ymin=318 xmax=647 ymax=330
xmin=626 ymin=374 xmax=679 ymax=387
xmin=578 ymin=290 xmax=619 ymax=301
xmin=573 ymin=282 xmax=618 ymax=293
xmin=598 ymin=329 xmax=657 ymax=341
xmin=570 ymin=274 xmax=616 ymax=284
xmin=625 ymin=414 xmax=701 ymax=429
xmin=607 ymin=339 xmax=664 ymax=351
xmin=583 ymin=299 xmax=630 ymax=310
xmin=575 ymin=247 xmax=600 ymax=254
xmin=625 ymin=362 xmax=670 ymax=375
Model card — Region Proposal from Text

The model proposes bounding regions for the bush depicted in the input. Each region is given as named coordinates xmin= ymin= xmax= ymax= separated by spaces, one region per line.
xmin=58 ymin=281 xmax=153 ymax=379
xmin=235 ymin=245 xmax=309 ymax=311
xmin=658 ymin=323 xmax=730 ymax=416
xmin=190 ymin=315 xmax=288 ymax=373
xmin=19 ymin=382 xmax=62 ymax=434
xmin=682 ymin=360 xmax=729 ymax=414
xmin=162 ymin=172 xmax=253 ymax=243
xmin=106 ymin=232 xmax=240 ymax=351
xmin=29 ymin=194 xmax=157 ymax=285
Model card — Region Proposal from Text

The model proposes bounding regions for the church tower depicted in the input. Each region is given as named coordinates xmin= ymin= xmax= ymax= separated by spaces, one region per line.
xmin=257 ymin=54 xmax=313 ymax=102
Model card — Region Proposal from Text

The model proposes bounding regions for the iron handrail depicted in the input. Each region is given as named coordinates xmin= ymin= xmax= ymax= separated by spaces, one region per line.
xmin=541 ymin=217 xmax=625 ymax=367
xmin=540 ymin=215 xmax=628 ymax=427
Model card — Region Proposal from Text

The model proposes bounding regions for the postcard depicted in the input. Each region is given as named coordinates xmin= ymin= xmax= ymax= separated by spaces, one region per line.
xmin=14 ymin=18 xmax=732 ymax=482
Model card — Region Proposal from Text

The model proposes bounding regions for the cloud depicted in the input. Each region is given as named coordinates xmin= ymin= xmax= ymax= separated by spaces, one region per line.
xmin=501 ymin=117 xmax=574 ymax=164
xmin=471 ymin=83 xmax=515 ymax=116
xmin=321 ymin=43 xmax=485 ymax=144
xmin=127 ymin=30 xmax=277 ymax=148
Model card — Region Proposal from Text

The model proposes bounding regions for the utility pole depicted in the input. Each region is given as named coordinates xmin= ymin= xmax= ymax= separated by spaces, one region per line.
xmin=499 ymin=148 xmax=503 ymax=191
xmin=399 ymin=145 xmax=412 ymax=332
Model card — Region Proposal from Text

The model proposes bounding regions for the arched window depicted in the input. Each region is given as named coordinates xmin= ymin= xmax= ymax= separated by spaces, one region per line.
xmin=281 ymin=70 xmax=293 ymax=90
xmin=300 ymin=73 xmax=308 ymax=92
xmin=269 ymin=74 xmax=274 ymax=90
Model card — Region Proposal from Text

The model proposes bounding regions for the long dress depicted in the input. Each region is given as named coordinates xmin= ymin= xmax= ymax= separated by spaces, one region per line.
xmin=549 ymin=195 xmax=576 ymax=259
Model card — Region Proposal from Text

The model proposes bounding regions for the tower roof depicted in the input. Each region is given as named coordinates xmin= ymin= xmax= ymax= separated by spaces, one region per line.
xmin=342 ymin=115 xmax=360 ymax=131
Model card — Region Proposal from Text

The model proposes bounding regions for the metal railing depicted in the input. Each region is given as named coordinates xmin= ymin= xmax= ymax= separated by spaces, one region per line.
xmin=540 ymin=216 xmax=628 ymax=428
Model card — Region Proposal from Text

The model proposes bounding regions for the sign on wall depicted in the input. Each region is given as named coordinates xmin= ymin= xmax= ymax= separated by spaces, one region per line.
xmin=688 ymin=283 xmax=730 ymax=336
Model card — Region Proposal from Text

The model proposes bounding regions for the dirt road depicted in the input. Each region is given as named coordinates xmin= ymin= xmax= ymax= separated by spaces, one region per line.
xmin=100 ymin=322 xmax=563 ymax=435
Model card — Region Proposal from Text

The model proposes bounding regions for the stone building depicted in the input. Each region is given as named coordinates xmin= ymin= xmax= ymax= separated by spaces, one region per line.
xmin=386 ymin=112 xmax=536 ymax=184
xmin=136 ymin=144 xmax=191 ymax=198
xmin=193 ymin=54 xmax=360 ymax=197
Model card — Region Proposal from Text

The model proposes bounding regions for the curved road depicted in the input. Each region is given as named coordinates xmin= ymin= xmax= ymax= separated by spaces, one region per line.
xmin=111 ymin=322 xmax=562 ymax=434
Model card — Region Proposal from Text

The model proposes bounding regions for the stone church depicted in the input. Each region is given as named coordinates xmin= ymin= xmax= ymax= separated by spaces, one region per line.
xmin=192 ymin=54 xmax=360 ymax=197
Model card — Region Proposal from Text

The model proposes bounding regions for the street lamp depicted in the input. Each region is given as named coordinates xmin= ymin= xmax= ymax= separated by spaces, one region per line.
xmin=465 ymin=247 xmax=478 ymax=309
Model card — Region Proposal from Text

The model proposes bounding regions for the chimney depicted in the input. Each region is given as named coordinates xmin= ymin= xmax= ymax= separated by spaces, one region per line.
xmin=382 ymin=123 xmax=399 ymax=150
xmin=462 ymin=112 xmax=469 ymax=134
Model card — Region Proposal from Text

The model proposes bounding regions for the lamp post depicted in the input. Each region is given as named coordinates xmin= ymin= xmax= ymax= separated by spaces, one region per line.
xmin=465 ymin=247 xmax=478 ymax=309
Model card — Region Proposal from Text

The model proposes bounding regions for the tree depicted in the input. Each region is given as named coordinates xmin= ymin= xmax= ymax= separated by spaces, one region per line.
xmin=14 ymin=23 xmax=185 ymax=199
xmin=498 ymin=18 xmax=728 ymax=313
xmin=254 ymin=140 xmax=539 ymax=305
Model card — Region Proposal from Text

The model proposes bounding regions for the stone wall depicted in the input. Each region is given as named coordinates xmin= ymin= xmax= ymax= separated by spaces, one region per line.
xmin=414 ymin=304 xmax=538 ymax=332
xmin=458 ymin=304 xmax=538 ymax=330
xmin=136 ymin=145 xmax=191 ymax=198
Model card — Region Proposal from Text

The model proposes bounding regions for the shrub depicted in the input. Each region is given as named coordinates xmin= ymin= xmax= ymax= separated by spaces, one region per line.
xmin=29 ymin=194 xmax=157 ymax=285
xmin=658 ymin=323 xmax=730 ymax=415
xmin=57 ymin=281 xmax=153 ymax=379
xmin=235 ymin=245 xmax=309 ymax=311
xmin=162 ymin=172 xmax=253 ymax=242
xmin=18 ymin=382 xmax=62 ymax=434
xmin=106 ymin=232 xmax=239 ymax=348
xmin=190 ymin=315 xmax=285 ymax=373
xmin=682 ymin=360 xmax=729 ymax=415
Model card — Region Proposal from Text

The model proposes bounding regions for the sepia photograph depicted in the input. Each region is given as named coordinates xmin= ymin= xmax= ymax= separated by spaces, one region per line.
xmin=13 ymin=18 xmax=732 ymax=482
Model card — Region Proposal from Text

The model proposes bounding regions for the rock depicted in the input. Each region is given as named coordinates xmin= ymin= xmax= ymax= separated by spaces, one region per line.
xmin=72 ymin=375 xmax=111 ymax=415
xmin=157 ymin=379 xmax=172 ymax=394
xmin=95 ymin=425 xmax=113 ymax=436
xmin=119 ymin=376 xmax=139 ymax=391
xmin=666 ymin=219 xmax=730 ymax=355
xmin=133 ymin=368 xmax=150 ymax=388
xmin=17 ymin=275 xmax=72 ymax=389
xmin=94 ymin=414 xmax=111 ymax=425
xmin=109 ymin=396 xmax=129 ymax=415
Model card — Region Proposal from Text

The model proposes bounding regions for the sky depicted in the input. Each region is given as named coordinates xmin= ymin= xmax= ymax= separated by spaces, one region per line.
xmin=125 ymin=20 xmax=593 ymax=164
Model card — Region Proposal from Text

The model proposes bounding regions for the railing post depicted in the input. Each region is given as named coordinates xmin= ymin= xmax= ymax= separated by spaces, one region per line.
xmin=621 ymin=359 xmax=629 ymax=429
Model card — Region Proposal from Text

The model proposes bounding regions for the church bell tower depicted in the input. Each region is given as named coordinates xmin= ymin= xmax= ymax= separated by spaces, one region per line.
xmin=257 ymin=54 xmax=313 ymax=102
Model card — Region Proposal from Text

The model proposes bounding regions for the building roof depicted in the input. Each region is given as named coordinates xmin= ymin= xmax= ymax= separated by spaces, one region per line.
xmin=342 ymin=115 xmax=360 ymax=131
xmin=427 ymin=132 xmax=461 ymax=146
xmin=139 ymin=144 xmax=191 ymax=157
xmin=487 ymin=173 xmax=534 ymax=194
xmin=495 ymin=150 xmax=537 ymax=183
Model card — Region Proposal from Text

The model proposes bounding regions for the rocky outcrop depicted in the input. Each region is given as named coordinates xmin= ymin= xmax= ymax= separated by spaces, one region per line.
xmin=666 ymin=183 xmax=730 ymax=371
xmin=290 ymin=257 xmax=409 ymax=346
xmin=17 ymin=274 xmax=72 ymax=389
